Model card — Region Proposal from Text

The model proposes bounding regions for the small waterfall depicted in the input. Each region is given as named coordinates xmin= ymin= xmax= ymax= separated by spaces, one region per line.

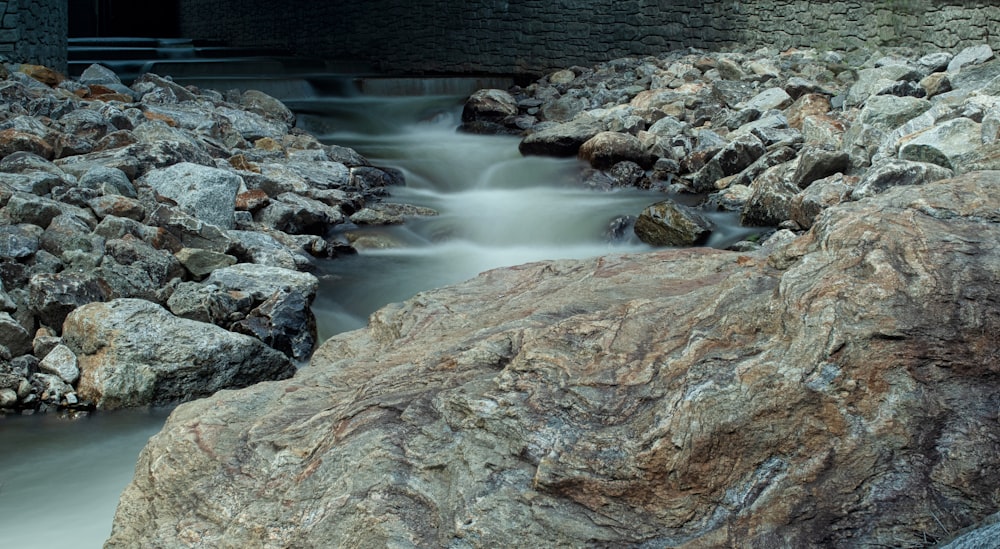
xmin=291 ymin=91 xmax=667 ymax=337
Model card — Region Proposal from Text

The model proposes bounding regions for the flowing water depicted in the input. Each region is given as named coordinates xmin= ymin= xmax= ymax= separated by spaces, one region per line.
xmin=289 ymin=91 xmax=756 ymax=338
xmin=0 ymin=77 xmax=756 ymax=548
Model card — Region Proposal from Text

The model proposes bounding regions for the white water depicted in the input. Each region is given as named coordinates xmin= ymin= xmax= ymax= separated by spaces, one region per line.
xmin=291 ymin=93 xmax=753 ymax=338
xmin=1 ymin=82 xmax=754 ymax=548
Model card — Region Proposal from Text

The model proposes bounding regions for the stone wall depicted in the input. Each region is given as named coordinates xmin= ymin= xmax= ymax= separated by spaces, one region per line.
xmin=0 ymin=0 xmax=67 ymax=72
xmin=178 ymin=0 xmax=1000 ymax=76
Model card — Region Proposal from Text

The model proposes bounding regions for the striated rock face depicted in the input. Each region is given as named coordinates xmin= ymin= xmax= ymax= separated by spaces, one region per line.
xmin=109 ymin=172 xmax=1000 ymax=547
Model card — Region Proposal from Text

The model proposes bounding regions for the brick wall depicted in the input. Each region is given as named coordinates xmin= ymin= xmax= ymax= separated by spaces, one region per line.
xmin=178 ymin=0 xmax=1000 ymax=76
xmin=0 ymin=0 xmax=67 ymax=72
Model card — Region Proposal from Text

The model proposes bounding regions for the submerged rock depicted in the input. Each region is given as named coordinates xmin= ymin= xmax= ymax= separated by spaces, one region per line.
xmin=108 ymin=172 xmax=1000 ymax=548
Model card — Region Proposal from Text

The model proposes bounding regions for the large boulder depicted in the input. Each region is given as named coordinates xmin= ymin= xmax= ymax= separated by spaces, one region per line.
xmin=105 ymin=171 xmax=1000 ymax=548
xmin=65 ymin=298 xmax=294 ymax=410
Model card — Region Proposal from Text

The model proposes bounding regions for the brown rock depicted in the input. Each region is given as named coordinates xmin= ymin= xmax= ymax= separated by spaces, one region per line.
xmin=108 ymin=172 xmax=1000 ymax=548
xmin=0 ymin=129 xmax=54 ymax=160
xmin=142 ymin=111 xmax=177 ymax=127
xmin=229 ymin=154 xmax=261 ymax=173
xmin=786 ymin=93 xmax=831 ymax=130
xmin=18 ymin=64 xmax=64 ymax=87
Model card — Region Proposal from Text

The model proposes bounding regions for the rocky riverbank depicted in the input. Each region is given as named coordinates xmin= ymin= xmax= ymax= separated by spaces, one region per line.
xmin=464 ymin=43 xmax=999 ymax=248
xmin=107 ymin=44 xmax=1000 ymax=547
xmin=0 ymin=63 xmax=415 ymax=414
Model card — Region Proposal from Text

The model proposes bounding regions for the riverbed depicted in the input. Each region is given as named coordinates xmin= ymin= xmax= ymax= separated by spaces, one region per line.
xmin=1 ymin=77 xmax=751 ymax=548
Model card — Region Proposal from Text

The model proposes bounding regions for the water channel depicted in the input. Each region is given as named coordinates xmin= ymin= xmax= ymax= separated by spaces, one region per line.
xmin=0 ymin=76 xmax=757 ymax=547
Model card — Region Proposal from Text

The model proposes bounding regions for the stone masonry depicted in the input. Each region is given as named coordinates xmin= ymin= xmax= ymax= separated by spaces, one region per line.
xmin=178 ymin=0 xmax=1000 ymax=75
xmin=0 ymin=0 xmax=66 ymax=72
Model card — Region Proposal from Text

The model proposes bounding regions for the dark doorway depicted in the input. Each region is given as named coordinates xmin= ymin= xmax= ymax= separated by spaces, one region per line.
xmin=69 ymin=0 xmax=181 ymax=37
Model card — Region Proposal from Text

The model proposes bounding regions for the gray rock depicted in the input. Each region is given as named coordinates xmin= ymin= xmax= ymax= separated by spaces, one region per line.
xmin=0 ymin=151 xmax=65 ymax=176
xmin=28 ymin=271 xmax=111 ymax=331
xmin=59 ymin=108 xmax=115 ymax=141
xmin=939 ymin=514 xmax=1000 ymax=549
xmin=40 ymin=213 xmax=99 ymax=258
xmin=97 ymin=237 xmax=186 ymax=302
xmin=740 ymin=160 xmax=800 ymax=227
xmin=730 ymin=112 xmax=789 ymax=138
xmin=730 ymin=146 xmax=798 ymax=188
xmin=349 ymin=203 xmax=438 ymax=226
xmin=205 ymin=263 xmax=318 ymax=304
xmin=790 ymin=173 xmax=853 ymax=229
xmin=232 ymin=286 xmax=318 ymax=361
xmin=792 ymin=145 xmax=850 ymax=188
xmin=56 ymin=140 xmax=214 ymax=180
xmin=78 ymin=165 xmax=136 ymax=197
xmin=133 ymin=73 xmax=199 ymax=103
xmin=86 ymin=195 xmax=145 ymax=221
xmin=240 ymin=89 xmax=296 ymax=127
xmin=38 ymin=343 xmax=79 ymax=385
xmin=898 ymin=117 xmax=982 ymax=171
xmin=349 ymin=165 xmax=403 ymax=191
xmin=949 ymin=59 xmax=1000 ymax=93
xmin=32 ymin=333 xmax=60 ymax=359
xmin=0 ymin=224 xmax=42 ymax=259
xmin=462 ymin=89 xmax=518 ymax=124
xmin=167 ymin=281 xmax=253 ymax=326
xmin=519 ymin=114 xmax=607 ymax=157
xmin=141 ymin=163 xmax=242 ymax=230
xmin=285 ymin=161 xmax=351 ymax=191
xmin=917 ymin=52 xmax=952 ymax=74
xmin=741 ymin=87 xmax=792 ymax=111
xmin=858 ymin=95 xmax=932 ymax=132
xmin=851 ymin=159 xmax=954 ymax=201
xmin=633 ymin=199 xmax=713 ymax=246
xmin=146 ymin=204 xmax=235 ymax=253
xmin=578 ymin=131 xmax=655 ymax=170
xmin=5 ymin=192 xmax=63 ymax=228
xmin=174 ymin=248 xmax=237 ymax=279
xmin=691 ymin=133 xmax=766 ymax=192
xmin=0 ymin=388 xmax=16 ymax=408
xmin=66 ymin=298 xmax=295 ymax=410
xmin=947 ymin=45 xmax=995 ymax=73
xmin=215 ymin=105 xmax=290 ymax=141
xmin=31 ymin=372 xmax=74 ymax=406
xmin=227 ymin=230 xmax=302 ymax=270
xmin=0 ymin=312 xmax=32 ymax=357
xmin=78 ymin=64 xmax=123 ymax=87
xmin=255 ymin=193 xmax=345 ymax=235
xmin=846 ymin=65 xmax=923 ymax=107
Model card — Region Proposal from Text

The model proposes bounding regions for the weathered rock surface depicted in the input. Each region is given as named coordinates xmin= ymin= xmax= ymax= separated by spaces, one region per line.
xmin=633 ymin=199 xmax=713 ymax=246
xmin=65 ymin=299 xmax=295 ymax=410
xmin=107 ymin=172 xmax=1000 ymax=548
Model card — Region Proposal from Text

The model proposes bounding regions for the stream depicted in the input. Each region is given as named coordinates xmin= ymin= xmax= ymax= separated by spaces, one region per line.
xmin=0 ymin=77 xmax=756 ymax=547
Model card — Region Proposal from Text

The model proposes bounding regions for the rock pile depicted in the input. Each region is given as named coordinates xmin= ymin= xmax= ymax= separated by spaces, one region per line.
xmin=0 ymin=63 xmax=405 ymax=413
xmin=464 ymin=44 xmax=1000 ymax=246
